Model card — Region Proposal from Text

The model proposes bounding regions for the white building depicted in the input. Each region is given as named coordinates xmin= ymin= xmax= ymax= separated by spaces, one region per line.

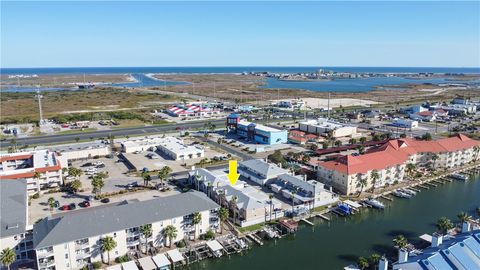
xmin=299 ymin=118 xmax=358 ymax=138
xmin=47 ymin=141 xmax=110 ymax=161
xmin=392 ymin=118 xmax=419 ymax=129
xmin=270 ymin=174 xmax=338 ymax=209
xmin=0 ymin=150 xmax=63 ymax=194
xmin=32 ymin=192 xmax=219 ymax=270
xmin=156 ymin=137 xmax=204 ymax=161
xmin=121 ymin=137 xmax=167 ymax=153
xmin=238 ymin=159 xmax=289 ymax=186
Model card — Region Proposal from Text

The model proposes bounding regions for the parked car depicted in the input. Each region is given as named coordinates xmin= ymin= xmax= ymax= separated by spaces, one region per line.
xmin=61 ymin=205 xmax=69 ymax=211
xmin=100 ymin=198 xmax=110 ymax=203
xmin=80 ymin=201 xmax=90 ymax=208
xmin=81 ymin=162 xmax=93 ymax=167
xmin=68 ymin=203 xmax=76 ymax=210
xmin=54 ymin=200 xmax=60 ymax=208
xmin=96 ymin=164 xmax=106 ymax=168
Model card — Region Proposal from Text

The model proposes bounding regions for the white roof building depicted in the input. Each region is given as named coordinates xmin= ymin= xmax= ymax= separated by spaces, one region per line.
xmin=157 ymin=137 xmax=204 ymax=161
xmin=299 ymin=118 xmax=358 ymax=138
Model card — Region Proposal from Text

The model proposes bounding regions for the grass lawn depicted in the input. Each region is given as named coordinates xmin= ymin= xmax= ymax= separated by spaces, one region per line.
xmin=56 ymin=128 xmax=97 ymax=135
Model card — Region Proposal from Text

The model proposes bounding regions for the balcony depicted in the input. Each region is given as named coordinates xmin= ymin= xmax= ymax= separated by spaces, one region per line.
xmin=38 ymin=258 xmax=55 ymax=268
xmin=75 ymin=249 xmax=91 ymax=259
xmin=37 ymin=248 xmax=54 ymax=258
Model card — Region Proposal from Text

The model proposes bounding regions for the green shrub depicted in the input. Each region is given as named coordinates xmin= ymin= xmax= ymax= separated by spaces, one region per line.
xmin=92 ymin=261 xmax=102 ymax=269
xmin=115 ymin=255 xmax=129 ymax=263
xmin=32 ymin=193 xmax=40 ymax=199
xmin=176 ymin=240 xmax=186 ymax=248
xmin=204 ymin=229 xmax=215 ymax=240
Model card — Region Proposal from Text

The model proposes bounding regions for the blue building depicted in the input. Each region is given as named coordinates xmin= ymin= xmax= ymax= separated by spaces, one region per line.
xmin=226 ymin=114 xmax=287 ymax=145
xmin=236 ymin=120 xmax=288 ymax=145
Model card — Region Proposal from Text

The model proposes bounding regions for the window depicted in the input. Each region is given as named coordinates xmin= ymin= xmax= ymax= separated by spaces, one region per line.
xmin=113 ymin=233 xmax=117 ymax=238
xmin=65 ymin=254 xmax=69 ymax=259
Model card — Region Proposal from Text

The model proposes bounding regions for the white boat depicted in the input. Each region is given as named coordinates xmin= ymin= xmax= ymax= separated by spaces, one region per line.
xmin=451 ymin=173 xmax=468 ymax=181
xmin=393 ymin=190 xmax=412 ymax=199
xmin=366 ymin=198 xmax=385 ymax=209
xmin=235 ymin=238 xmax=248 ymax=249
xmin=401 ymin=188 xmax=416 ymax=196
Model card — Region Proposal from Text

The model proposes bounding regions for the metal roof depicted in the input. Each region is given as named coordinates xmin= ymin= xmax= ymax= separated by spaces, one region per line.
xmin=0 ymin=179 xmax=28 ymax=238
xmin=33 ymin=191 xmax=219 ymax=249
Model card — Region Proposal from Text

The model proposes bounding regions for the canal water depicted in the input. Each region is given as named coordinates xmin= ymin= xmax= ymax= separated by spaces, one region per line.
xmin=187 ymin=174 xmax=480 ymax=270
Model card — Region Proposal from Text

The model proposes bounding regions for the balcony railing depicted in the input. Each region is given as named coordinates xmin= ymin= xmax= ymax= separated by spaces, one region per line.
xmin=38 ymin=259 xmax=55 ymax=268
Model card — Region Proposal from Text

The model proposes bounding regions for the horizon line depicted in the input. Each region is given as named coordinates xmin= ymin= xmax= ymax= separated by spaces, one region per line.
xmin=2 ymin=65 xmax=480 ymax=69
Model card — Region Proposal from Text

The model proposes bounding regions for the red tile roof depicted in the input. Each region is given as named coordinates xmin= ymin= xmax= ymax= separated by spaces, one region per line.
xmin=319 ymin=134 xmax=479 ymax=175
xmin=0 ymin=154 xmax=33 ymax=163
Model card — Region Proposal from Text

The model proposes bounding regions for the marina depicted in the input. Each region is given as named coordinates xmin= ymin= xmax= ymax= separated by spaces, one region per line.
xmin=185 ymin=170 xmax=479 ymax=270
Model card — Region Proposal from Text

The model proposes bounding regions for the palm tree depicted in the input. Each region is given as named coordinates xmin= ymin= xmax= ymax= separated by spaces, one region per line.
xmin=139 ymin=224 xmax=152 ymax=254
xmin=33 ymin=171 xmax=41 ymax=185
xmin=334 ymin=140 xmax=342 ymax=147
xmin=218 ymin=207 xmax=229 ymax=234
xmin=473 ymin=145 xmax=480 ymax=162
xmin=393 ymin=235 xmax=408 ymax=249
xmin=47 ymin=197 xmax=55 ymax=211
xmin=457 ymin=212 xmax=470 ymax=223
xmin=436 ymin=217 xmax=453 ymax=234
xmin=357 ymin=145 xmax=365 ymax=155
xmin=157 ymin=166 xmax=172 ymax=190
xmin=370 ymin=253 xmax=381 ymax=270
xmin=141 ymin=172 xmax=152 ymax=187
xmin=268 ymin=194 xmax=274 ymax=222
xmin=370 ymin=170 xmax=380 ymax=193
xmin=0 ymin=247 xmax=16 ymax=270
xmin=100 ymin=236 xmax=117 ymax=265
xmin=359 ymin=137 xmax=367 ymax=144
xmin=192 ymin=212 xmax=202 ymax=240
xmin=349 ymin=138 xmax=357 ymax=145
xmin=431 ymin=154 xmax=439 ymax=169
xmin=357 ymin=256 xmax=369 ymax=270
xmin=357 ymin=177 xmax=368 ymax=196
xmin=69 ymin=179 xmax=82 ymax=193
xmin=229 ymin=196 xmax=238 ymax=225
xmin=163 ymin=225 xmax=178 ymax=247
xmin=406 ymin=163 xmax=416 ymax=179
xmin=68 ymin=167 xmax=82 ymax=180
xmin=301 ymin=155 xmax=311 ymax=164
xmin=91 ymin=175 xmax=105 ymax=196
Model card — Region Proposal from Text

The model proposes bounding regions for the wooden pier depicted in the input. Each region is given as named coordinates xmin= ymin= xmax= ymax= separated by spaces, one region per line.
xmin=316 ymin=214 xmax=330 ymax=221
xmin=301 ymin=218 xmax=314 ymax=226
xmin=410 ymin=187 xmax=421 ymax=192
xmin=418 ymin=184 xmax=429 ymax=190
xmin=246 ymin=233 xmax=263 ymax=246
xmin=381 ymin=195 xmax=394 ymax=201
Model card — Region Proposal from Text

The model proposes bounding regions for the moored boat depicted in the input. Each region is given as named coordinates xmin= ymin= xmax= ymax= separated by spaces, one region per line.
xmin=451 ymin=173 xmax=468 ymax=181
xmin=365 ymin=198 xmax=385 ymax=209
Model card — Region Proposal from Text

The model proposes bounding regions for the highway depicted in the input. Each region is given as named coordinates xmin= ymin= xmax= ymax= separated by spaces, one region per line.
xmin=1 ymin=119 xmax=226 ymax=148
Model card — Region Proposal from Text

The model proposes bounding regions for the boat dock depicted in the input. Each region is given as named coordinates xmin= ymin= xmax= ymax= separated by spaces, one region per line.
xmin=418 ymin=184 xmax=429 ymax=190
xmin=301 ymin=218 xmax=314 ymax=226
xmin=380 ymin=195 xmax=394 ymax=201
xmin=316 ymin=214 xmax=330 ymax=221
xmin=246 ymin=233 xmax=264 ymax=246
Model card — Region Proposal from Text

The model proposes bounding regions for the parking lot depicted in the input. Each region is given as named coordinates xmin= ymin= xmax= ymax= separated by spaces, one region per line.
xmin=29 ymin=184 xmax=182 ymax=223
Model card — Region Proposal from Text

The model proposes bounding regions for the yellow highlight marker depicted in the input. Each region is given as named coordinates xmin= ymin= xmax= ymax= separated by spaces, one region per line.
xmin=227 ymin=159 xmax=240 ymax=186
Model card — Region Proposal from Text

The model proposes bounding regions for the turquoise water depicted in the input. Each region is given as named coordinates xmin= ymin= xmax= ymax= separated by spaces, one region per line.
xmin=186 ymin=174 xmax=480 ymax=270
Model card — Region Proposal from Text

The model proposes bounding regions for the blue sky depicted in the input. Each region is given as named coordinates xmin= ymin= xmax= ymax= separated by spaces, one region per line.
xmin=1 ymin=1 xmax=479 ymax=68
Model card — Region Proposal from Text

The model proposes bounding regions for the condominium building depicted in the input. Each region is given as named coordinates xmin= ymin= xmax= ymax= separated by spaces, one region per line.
xmin=0 ymin=180 xmax=35 ymax=269
xmin=0 ymin=150 xmax=63 ymax=194
xmin=32 ymin=192 xmax=219 ymax=270
xmin=317 ymin=134 xmax=479 ymax=195
xmin=269 ymin=174 xmax=338 ymax=209
xmin=238 ymin=159 xmax=290 ymax=186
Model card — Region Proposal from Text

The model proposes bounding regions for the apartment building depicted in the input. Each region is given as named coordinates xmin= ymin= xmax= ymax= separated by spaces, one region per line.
xmin=238 ymin=159 xmax=290 ymax=186
xmin=269 ymin=174 xmax=338 ymax=209
xmin=317 ymin=134 xmax=479 ymax=195
xmin=0 ymin=180 xmax=35 ymax=269
xmin=0 ymin=150 xmax=63 ymax=194
xmin=32 ymin=192 xmax=219 ymax=270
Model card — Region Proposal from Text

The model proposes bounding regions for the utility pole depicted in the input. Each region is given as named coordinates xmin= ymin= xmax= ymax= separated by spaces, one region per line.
xmin=35 ymin=87 xmax=44 ymax=125
xmin=327 ymin=92 xmax=331 ymax=119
